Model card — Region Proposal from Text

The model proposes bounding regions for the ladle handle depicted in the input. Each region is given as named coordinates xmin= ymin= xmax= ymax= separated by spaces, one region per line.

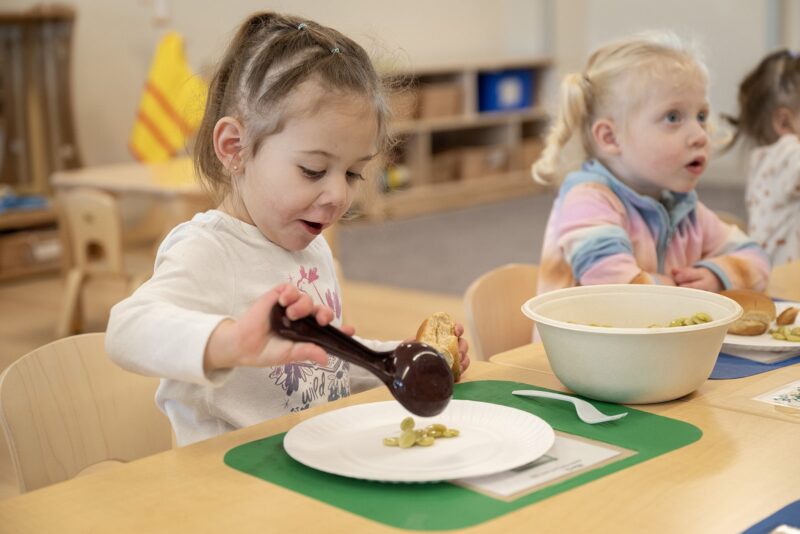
xmin=269 ymin=305 xmax=390 ymax=378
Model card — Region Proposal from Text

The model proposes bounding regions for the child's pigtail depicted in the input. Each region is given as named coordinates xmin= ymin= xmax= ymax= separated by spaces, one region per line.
xmin=718 ymin=113 xmax=741 ymax=153
xmin=532 ymin=72 xmax=592 ymax=186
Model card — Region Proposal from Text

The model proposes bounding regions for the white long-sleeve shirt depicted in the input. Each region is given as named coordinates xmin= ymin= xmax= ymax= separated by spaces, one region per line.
xmin=746 ymin=134 xmax=800 ymax=266
xmin=106 ymin=210 xmax=388 ymax=446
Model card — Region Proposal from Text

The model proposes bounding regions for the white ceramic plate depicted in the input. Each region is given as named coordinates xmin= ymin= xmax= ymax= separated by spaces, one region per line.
xmin=722 ymin=301 xmax=800 ymax=353
xmin=283 ymin=400 xmax=555 ymax=483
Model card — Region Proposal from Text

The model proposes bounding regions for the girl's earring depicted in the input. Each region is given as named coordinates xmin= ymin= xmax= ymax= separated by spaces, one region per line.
xmin=229 ymin=155 xmax=241 ymax=174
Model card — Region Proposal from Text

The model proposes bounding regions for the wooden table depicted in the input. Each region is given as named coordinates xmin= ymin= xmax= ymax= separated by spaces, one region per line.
xmin=490 ymin=343 xmax=800 ymax=426
xmin=50 ymin=158 xmax=340 ymax=256
xmin=51 ymin=157 xmax=213 ymax=239
xmin=51 ymin=158 xmax=212 ymax=266
xmin=51 ymin=157 xmax=203 ymax=197
xmin=0 ymin=361 xmax=796 ymax=533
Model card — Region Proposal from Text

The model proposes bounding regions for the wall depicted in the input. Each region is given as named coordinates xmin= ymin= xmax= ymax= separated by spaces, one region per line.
xmin=3 ymin=0 xmax=547 ymax=167
xmin=4 ymin=0 xmax=797 ymax=185
xmin=784 ymin=0 xmax=800 ymax=49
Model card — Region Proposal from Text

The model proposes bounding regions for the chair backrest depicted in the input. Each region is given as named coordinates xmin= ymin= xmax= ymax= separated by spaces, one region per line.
xmin=715 ymin=210 xmax=747 ymax=232
xmin=58 ymin=188 xmax=124 ymax=274
xmin=463 ymin=263 xmax=538 ymax=361
xmin=0 ymin=333 xmax=172 ymax=493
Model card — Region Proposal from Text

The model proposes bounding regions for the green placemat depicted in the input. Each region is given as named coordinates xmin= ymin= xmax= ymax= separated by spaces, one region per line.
xmin=224 ymin=380 xmax=701 ymax=530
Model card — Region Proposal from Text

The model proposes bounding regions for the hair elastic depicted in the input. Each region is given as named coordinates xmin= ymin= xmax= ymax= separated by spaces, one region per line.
xmin=297 ymin=22 xmax=307 ymax=30
xmin=331 ymin=47 xmax=340 ymax=55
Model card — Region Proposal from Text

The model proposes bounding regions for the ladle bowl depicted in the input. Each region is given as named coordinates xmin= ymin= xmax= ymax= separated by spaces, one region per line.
xmin=270 ymin=305 xmax=453 ymax=416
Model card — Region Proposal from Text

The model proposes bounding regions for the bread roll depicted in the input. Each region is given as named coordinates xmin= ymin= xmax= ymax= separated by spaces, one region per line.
xmin=416 ymin=312 xmax=460 ymax=381
xmin=720 ymin=289 xmax=776 ymax=336
xmin=776 ymin=307 xmax=798 ymax=326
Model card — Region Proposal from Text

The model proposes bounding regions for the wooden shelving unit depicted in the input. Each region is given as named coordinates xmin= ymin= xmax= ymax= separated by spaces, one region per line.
xmin=359 ymin=57 xmax=552 ymax=221
xmin=0 ymin=205 xmax=60 ymax=281
xmin=0 ymin=6 xmax=82 ymax=194
xmin=0 ymin=6 xmax=79 ymax=280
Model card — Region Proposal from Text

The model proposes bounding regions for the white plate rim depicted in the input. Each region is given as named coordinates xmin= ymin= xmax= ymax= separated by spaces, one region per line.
xmin=722 ymin=300 xmax=800 ymax=352
xmin=283 ymin=399 xmax=555 ymax=483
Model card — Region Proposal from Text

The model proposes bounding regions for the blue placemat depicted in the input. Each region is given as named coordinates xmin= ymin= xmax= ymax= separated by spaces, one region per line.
xmin=710 ymin=296 xmax=800 ymax=380
xmin=710 ymin=352 xmax=800 ymax=380
xmin=742 ymin=499 xmax=800 ymax=534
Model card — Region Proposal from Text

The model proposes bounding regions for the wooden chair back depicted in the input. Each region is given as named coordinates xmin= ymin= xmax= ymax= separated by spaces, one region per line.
xmin=58 ymin=188 xmax=124 ymax=274
xmin=55 ymin=188 xmax=150 ymax=337
xmin=715 ymin=210 xmax=747 ymax=232
xmin=0 ymin=333 xmax=172 ymax=493
xmin=463 ymin=263 xmax=538 ymax=361
xmin=768 ymin=260 xmax=800 ymax=301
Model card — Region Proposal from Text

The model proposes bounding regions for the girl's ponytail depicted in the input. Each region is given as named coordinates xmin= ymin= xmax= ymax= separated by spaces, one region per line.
xmin=532 ymin=72 xmax=593 ymax=186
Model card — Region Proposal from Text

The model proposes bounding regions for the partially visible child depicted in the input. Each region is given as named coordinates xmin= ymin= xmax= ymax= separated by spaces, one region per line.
xmin=106 ymin=12 xmax=469 ymax=446
xmin=725 ymin=49 xmax=800 ymax=266
xmin=532 ymin=31 xmax=770 ymax=296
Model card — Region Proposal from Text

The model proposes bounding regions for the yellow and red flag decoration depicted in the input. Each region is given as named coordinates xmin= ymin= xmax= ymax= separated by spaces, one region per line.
xmin=129 ymin=31 xmax=207 ymax=162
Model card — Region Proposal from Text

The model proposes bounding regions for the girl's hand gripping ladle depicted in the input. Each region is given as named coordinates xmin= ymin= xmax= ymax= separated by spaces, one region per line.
xmin=270 ymin=305 xmax=453 ymax=416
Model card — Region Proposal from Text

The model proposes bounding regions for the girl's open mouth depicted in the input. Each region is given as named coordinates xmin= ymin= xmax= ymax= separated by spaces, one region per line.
xmin=301 ymin=220 xmax=323 ymax=235
xmin=686 ymin=158 xmax=705 ymax=175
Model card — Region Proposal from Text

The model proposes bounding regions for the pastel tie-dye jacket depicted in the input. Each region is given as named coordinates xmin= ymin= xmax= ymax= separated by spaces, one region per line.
xmin=537 ymin=160 xmax=770 ymax=295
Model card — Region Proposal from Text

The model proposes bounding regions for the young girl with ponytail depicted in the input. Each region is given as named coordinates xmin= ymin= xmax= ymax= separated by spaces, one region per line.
xmin=532 ymin=31 xmax=769 ymax=296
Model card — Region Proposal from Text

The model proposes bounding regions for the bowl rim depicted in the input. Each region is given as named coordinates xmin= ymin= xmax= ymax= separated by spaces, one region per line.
xmin=521 ymin=284 xmax=743 ymax=335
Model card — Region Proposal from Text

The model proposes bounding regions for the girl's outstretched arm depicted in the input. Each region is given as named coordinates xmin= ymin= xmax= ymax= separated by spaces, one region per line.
xmin=106 ymin=224 xmax=335 ymax=385
xmin=204 ymin=284 xmax=331 ymax=372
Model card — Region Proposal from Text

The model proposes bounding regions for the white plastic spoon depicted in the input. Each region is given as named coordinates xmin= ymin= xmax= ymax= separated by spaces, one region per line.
xmin=512 ymin=390 xmax=628 ymax=424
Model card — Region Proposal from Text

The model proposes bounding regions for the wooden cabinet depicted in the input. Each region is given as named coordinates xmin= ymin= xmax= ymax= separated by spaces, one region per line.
xmin=0 ymin=6 xmax=82 ymax=194
xmin=359 ymin=57 xmax=552 ymax=220
xmin=0 ymin=206 xmax=61 ymax=280
xmin=0 ymin=7 xmax=79 ymax=280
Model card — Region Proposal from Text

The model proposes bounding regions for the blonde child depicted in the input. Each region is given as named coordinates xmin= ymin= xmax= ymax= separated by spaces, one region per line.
xmin=532 ymin=31 xmax=770 ymax=296
xmin=106 ymin=12 xmax=469 ymax=446
xmin=725 ymin=49 xmax=800 ymax=266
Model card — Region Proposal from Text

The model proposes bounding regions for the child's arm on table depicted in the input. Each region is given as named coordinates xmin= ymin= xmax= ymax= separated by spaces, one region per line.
xmin=670 ymin=266 xmax=723 ymax=292
xmin=685 ymin=203 xmax=771 ymax=291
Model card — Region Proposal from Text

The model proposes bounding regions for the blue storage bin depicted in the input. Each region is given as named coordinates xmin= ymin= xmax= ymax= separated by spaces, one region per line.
xmin=477 ymin=69 xmax=535 ymax=112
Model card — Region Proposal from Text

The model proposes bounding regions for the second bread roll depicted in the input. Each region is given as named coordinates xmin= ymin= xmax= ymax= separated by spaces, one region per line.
xmin=416 ymin=312 xmax=460 ymax=381
xmin=720 ymin=289 xmax=776 ymax=336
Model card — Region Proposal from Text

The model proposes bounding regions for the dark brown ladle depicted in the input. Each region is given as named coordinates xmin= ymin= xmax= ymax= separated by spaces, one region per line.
xmin=270 ymin=305 xmax=453 ymax=416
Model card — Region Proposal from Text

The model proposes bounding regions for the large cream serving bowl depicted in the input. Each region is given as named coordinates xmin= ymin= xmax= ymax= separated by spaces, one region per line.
xmin=522 ymin=285 xmax=742 ymax=404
